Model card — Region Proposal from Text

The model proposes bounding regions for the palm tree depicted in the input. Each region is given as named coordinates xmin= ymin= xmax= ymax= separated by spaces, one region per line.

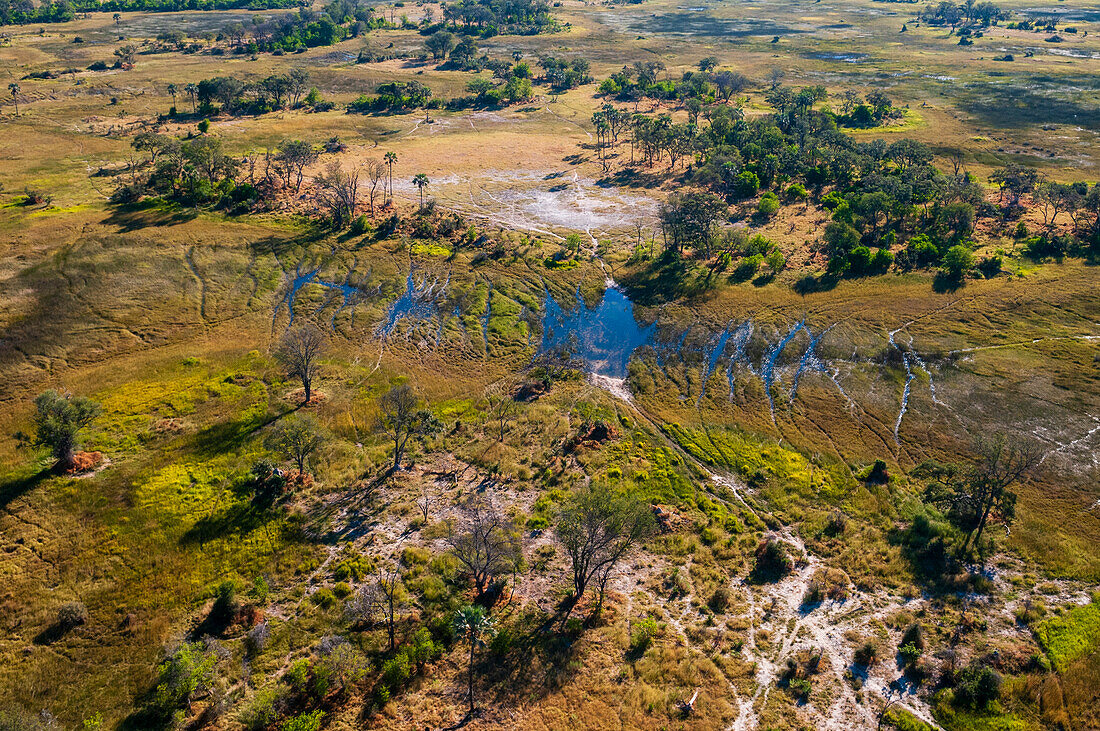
xmin=113 ymin=12 xmax=121 ymax=28
xmin=453 ymin=605 xmax=494 ymax=716
xmin=413 ymin=173 xmax=429 ymax=210
xmin=185 ymin=83 xmax=198 ymax=114
xmin=166 ymin=83 xmax=177 ymax=109
xmin=8 ymin=82 xmax=19 ymax=116
xmin=384 ymin=151 xmax=397 ymax=203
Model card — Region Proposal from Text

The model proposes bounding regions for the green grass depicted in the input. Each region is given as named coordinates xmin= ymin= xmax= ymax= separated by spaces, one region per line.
xmin=933 ymin=692 xmax=1031 ymax=731
xmin=1035 ymin=597 xmax=1100 ymax=672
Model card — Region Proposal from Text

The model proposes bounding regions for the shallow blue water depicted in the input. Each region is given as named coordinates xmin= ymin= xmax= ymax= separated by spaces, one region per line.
xmin=540 ymin=285 xmax=657 ymax=379
xmin=377 ymin=271 xmax=440 ymax=337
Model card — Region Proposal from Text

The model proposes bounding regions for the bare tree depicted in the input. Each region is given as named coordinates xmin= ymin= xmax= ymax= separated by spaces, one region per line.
xmin=377 ymin=384 xmax=441 ymax=472
xmin=416 ymin=481 xmax=436 ymax=524
xmin=314 ymin=162 xmax=360 ymax=228
xmin=346 ymin=561 xmax=405 ymax=651
xmin=556 ymin=482 xmax=656 ymax=617
xmin=364 ymin=158 xmax=385 ymax=216
xmin=447 ymin=494 xmax=522 ymax=604
xmin=484 ymin=386 xmax=519 ymax=442
xmin=275 ymin=324 xmax=325 ymax=404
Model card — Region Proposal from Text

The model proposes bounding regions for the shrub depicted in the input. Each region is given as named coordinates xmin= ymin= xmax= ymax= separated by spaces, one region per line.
xmin=899 ymin=641 xmax=923 ymax=666
xmin=381 ymin=651 xmax=411 ymax=687
xmin=311 ymin=588 xmax=336 ymax=609
xmin=752 ymin=538 xmax=792 ymax=580
xmin=757 ymin=192 xmax=780 ymax=218
xmin=785 ymin=182 xmax=808 ymax=200
xmin=240 ymin=685 xmax=286 ymax=730
xmin=734 ymin=170 xmax=760 ymax=198
xmin=940 ymin=244 xmax=973 ymax=279
xmin=283 ymin=659 xmax=311 ymax=694
xmin=788 ymin=676 xmax=812 ymax=700
xmin=953 ymin=662 xmax=1001 ymax=709
xmin=900 ymin=622 xmax=926 ymax=651
xmin=732 ymin=254 xmax=762 ymax=282
xmin=212 ymin=580 xmax=238 ymax=622
xmin=976 ymin=255 xmax=1002 ymax=278
xmin=824 ymin=511 xmax=847 ymax=537
xmin=709 ymin=586 xmax=733 ymax=613
xmin=333 ymin=582 xmax=353 ymax=599
xmin=349 ymin=214 xmax=371 ymax=235
xmin=57 ymin=601 xmax=88 ymax=629
xmin=854 ymin=640 xmax=879 ymax=667
xmin=629 ymin=617 xmax=661 ymax=655
xmin=281 ymin=710 xmax=323 ymax=731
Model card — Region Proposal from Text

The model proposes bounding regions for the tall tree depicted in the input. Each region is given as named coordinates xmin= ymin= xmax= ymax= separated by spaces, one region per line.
xmin=377 ymin=384 xmax=440 ymax=471
xmin=314 ymin=162 xmax=360 ymax=227
xmin=413 ymin=173 xmax=430 ymax=210
xmin=453 ymin=605 xmax=494 ymax=716
xmin=384 ymin=151 xmax=397 ymax=203
xmin=447 ymin=495 xmax=522 ymax=604
xmin=917 ymin=433 xmax=1041 ymax=562
xmin=263 ymin=415 xmax=326 ymax=474
xmin=556 ymin=482 xmax=656 ymax=617
xmin=275 ymin=139 xmax=318 ymax=193
xmin=8 ymin=82 xmax=19 ymax=116
xmin=275 ymin=324 xmax=325 ymax=404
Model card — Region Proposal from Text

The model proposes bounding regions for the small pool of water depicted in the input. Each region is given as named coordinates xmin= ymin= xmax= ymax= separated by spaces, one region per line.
xmin=541 ymin=284 xmax=657 ymax=379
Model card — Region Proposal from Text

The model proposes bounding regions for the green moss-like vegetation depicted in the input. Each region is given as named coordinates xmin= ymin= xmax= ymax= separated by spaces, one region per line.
xmin=1035 ymin=597 xmax=1100 ymax=672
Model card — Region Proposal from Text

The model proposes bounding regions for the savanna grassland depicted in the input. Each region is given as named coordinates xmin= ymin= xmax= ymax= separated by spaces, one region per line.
xmin=0 ymin=0 xmax=1098 ymax=729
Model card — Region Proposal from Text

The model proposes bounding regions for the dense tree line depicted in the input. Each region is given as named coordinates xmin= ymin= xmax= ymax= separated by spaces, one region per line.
xmin=188 ymin=70 xmax=316 ymax=116
xmin=347 ymin=55 xmax=535 ymax=114
xmin=614 ymin=83 xmax=1100 ymax=282
xmin=0 ymin=0 xmax=301 ymax=25
xmin=917 ymin=0 xmax=1009 ymax=29
xmin=436 ymin=0 xmax=557 ymax=36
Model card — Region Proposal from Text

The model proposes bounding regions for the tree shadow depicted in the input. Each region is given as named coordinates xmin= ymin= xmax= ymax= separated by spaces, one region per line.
xmin=179 ymin=501 xmax=273 ymax=548
xmin=103 ymin=201 xmax=198 ymax=233
xmin=792 ymin=272 xmax=840 ymax=295
xmin=0 ymin=467 xmax=51 ymax=510
xmin=33 ymin=622 xmax=67 ymax=646
xmin=618 ymin=251 xmax=714 ymax=306
xmin=595 ymin=166 xmax=667 ymax=190
xmin=932 ymin=272 xmax=964 ymax=293
xmin=189 ymin=409 xmax=282 ymax=458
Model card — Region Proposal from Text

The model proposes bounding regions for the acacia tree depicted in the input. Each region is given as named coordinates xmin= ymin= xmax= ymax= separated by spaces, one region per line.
xmin=275 ymin=324 xmax=325 ymax=404
xmin=453 ymin=605 xmax=494 ymax=716
xmin=425 ymin=30 xmax=455 ymax=60
xmin=447 ymin=495 xmax=522 ymax=604
xmin=263 ymin=415 xmax=326 ymax=474
xmin=556 ymin=482 xmax=656 ymax=617
xmin=20 ymin=390 xmax=101 ymax=469
xmin=377 ymin=383 xmax=441 ymax=471
xmin=917 ymin=433 xmax=1041 ymax=563
xmin=659 ymin=190 xmax=728 ymax=257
